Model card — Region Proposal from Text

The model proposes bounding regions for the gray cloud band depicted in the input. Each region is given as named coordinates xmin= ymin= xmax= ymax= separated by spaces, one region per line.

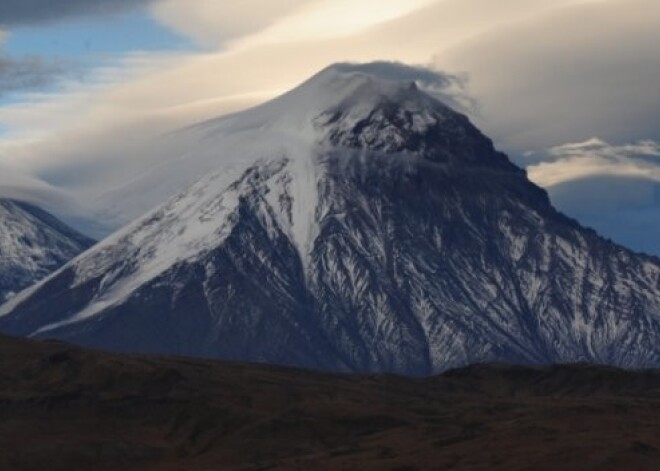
xmin=0 ymin=55 xmax=73 ymax=96
xmin=0 ymin=0 xmax=158 ymax=26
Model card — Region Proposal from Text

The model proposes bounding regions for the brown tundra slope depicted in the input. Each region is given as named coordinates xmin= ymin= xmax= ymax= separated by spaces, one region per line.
xmin=1 ymin=333 xmax=660 ymax=471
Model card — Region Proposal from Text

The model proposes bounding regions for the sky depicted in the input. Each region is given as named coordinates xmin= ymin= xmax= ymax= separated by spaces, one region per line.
xmin=0 ymin=0 xmax=659 ymax=253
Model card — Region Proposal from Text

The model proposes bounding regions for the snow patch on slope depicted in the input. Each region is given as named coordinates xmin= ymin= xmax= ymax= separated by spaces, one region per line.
xmin=31 ymin=156 xmax=319 ymax=335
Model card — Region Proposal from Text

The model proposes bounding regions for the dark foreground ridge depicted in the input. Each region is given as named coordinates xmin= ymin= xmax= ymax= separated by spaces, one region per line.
xmin=2 ymin=334 xmax=660 ymax=470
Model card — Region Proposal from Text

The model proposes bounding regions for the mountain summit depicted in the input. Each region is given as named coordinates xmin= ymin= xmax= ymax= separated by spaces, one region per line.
xmin=2 ymin=63 xmax=660 ymax=375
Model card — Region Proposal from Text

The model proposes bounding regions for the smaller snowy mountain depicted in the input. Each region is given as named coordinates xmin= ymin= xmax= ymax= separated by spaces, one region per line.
xmin=0 ymin=200 xmax=94 ymax=303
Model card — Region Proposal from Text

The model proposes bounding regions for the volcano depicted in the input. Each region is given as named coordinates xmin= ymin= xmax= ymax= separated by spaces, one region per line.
xmin=2 ymin=63 xmax=660 ymax=375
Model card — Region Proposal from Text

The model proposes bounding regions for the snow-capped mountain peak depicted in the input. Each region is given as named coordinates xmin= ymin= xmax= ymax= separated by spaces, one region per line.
xmin=185 ymin=63 xmax=451 ymax=151
xmin=28 ymin=63 xmax=486 ymax=319
xmin=91 ymin=62 xmax=501 ymax=229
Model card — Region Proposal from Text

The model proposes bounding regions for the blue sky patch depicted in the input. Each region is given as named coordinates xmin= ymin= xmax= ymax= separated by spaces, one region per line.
xmin=4 ymin=10 xmax=193 ymax=61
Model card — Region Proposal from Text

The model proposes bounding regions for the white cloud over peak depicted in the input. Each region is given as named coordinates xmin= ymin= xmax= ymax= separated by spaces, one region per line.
xmin=0 ymin=0 xmax=658 ymax=250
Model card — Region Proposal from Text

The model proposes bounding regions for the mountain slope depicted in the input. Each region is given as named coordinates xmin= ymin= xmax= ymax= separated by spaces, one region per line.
xmin=0 ymin=200 xmax=94 ymax=304
xmin=2 ymin=63 xmax=660 ymax=374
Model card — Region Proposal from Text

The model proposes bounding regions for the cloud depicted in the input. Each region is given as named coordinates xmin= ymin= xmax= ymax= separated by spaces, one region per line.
xmin=0 ymin=31 xmax=78 ymax=105
xmin=0 ymin=54 xmax=74 ymax=97
xmin=234 ymin=0 xmax=438 ymax=45
xmin=527 ymin=138 xmax=660 ymax=255
xmin=438 ymin=0 xmax=660 ymax=151
xmin=0 ymin=0 xmax=158 ymax=26
xmin=527 ymin=138 xmax=660 ymax=188
xmin=151 ymin=0 xmax=320 ymax=46
xmin=0 ymin=161 xmax=106 ymax=237
xmin=152 ymin=0 xmax=440 ymax=47
xmin=332 ymin=62 xmax=473 ymax=112
xmin=0 ymin=0 xmax=455 ymax=177
xmin=0 ymin=0 xmax=659 ymax=248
